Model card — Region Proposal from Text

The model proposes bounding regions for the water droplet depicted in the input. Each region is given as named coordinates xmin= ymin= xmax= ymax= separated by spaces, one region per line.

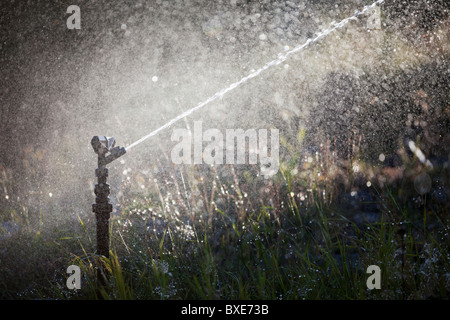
xmin=414 ymin=173 xmax=432 ymax=195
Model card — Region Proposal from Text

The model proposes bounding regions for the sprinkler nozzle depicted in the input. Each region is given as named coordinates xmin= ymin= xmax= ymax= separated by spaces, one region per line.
xmin=102 ymin=146 xmax=126 ymax=166
xmin=91 ymin=135 xmax=126 ymax=166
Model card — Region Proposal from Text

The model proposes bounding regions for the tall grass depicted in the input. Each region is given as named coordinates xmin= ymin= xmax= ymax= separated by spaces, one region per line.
xmin=0 ymin=134 xmax=448 ymax=300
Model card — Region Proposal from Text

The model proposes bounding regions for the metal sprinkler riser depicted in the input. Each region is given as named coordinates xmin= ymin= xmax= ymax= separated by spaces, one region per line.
xmin=91 ymin=136 xmax=126 ymax=261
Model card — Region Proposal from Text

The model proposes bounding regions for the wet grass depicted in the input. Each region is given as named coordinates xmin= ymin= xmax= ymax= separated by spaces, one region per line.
xmin=1 ymin=153 xmax=447 ymax=300
xmin=77 ymin=186 xmax=448 ymax=299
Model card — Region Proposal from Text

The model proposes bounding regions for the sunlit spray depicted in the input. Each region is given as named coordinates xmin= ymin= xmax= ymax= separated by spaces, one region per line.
xmin=87 ymin=0 xmax=384 ymax=288
xmin=124 ymin=0 xmax=385 ymax=152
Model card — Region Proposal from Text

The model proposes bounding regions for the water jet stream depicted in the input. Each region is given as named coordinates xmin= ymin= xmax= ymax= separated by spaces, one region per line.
xmin=125 ymin=0 xmax=384 ymax=152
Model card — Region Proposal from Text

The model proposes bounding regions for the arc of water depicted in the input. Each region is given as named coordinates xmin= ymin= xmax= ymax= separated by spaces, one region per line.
xmin=125 ymin=0 xmax=384 ymax=151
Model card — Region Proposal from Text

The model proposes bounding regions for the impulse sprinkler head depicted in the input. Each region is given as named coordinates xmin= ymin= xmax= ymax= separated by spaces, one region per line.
xmin=91 ymin=135 xmax=116 ymax=154
xmin=91 ymin=135 xmax=126 ymax=166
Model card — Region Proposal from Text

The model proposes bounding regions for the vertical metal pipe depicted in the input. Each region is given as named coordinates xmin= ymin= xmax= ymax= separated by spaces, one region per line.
xmin=93 ymin=152 xmax=112 ymax=286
